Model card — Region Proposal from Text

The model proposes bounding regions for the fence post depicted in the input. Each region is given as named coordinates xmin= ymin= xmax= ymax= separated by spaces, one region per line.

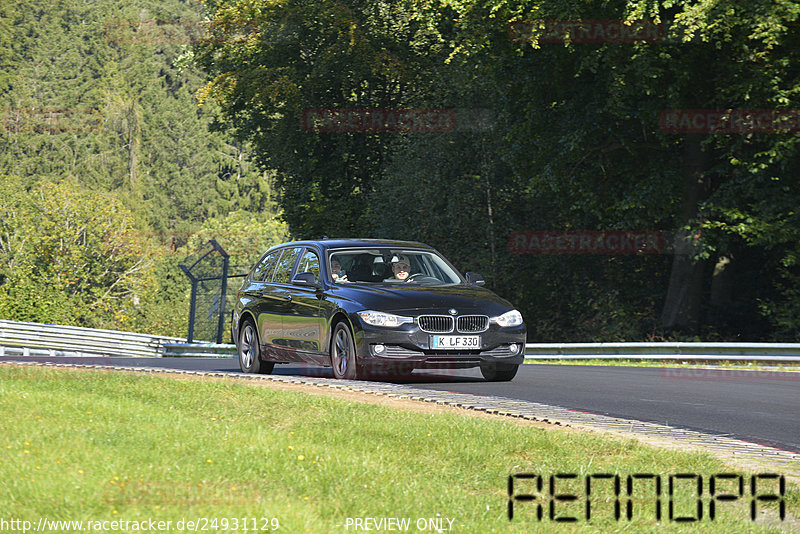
xmin=216 ymin=248 xmax=230 ymax=344
xmin=180 ymin=264 xmax=198 ymax=343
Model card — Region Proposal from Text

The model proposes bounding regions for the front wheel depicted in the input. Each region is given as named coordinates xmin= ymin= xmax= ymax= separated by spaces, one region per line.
xmin=238 ymin=320 xmax=274 ymax=374
xmin=330 ymin=322 xmax=363 ymax=380
xmin=480 ymin=363 xmax=519 ymax=382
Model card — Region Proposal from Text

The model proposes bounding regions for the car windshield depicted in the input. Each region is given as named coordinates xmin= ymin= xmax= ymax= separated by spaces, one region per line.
xmin=328 ymin=248 xmax=462 ymax=285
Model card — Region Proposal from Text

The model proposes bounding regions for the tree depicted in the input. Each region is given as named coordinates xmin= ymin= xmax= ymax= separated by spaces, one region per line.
xmin=186 ymin=209 xmax=290 ymax=275
xmin=425 ymin=0 xmax=800 ymax=339
xmin=196 ymin=0 xmax=452 ymax=238
xmin=0 ymin=176 xmax=156 ymax=330
xmin=0 ymin=0 xmax=302 ymax=336
xmin=0 ymin=0 xmax=275 ymax=237
xmin=194 ymin=0 xmax=800 ymax=341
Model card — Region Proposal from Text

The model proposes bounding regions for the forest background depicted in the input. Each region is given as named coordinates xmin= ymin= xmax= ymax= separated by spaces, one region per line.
xmin=1 ymin=0 xmax=799 ymax=342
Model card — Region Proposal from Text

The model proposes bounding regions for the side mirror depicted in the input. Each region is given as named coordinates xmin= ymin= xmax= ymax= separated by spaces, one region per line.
xmin=465 ymin=272 xmax=485 ymax=286
xmin=292 ymin=271 xmax=319 ymax=288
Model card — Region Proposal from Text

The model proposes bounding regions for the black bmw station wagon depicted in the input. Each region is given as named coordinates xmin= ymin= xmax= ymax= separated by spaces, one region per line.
xmin=231 ymin=239 xmax=526 ymax=381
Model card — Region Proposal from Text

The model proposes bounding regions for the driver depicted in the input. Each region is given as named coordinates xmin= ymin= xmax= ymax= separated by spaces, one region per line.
xmin=386 ymin=255 xmax=412 ymax=281
xmin=331 ymin=258 xmax=349 ymax=283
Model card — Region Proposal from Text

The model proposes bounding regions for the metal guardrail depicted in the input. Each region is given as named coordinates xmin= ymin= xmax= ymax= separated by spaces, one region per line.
xmin=162 ymin=341 xmax=800 ymax=361
xmin=162 ymin=342 xmax=236 ymax=358
xmin=1 ymin=320 xmax=799 ymax=362
xmin=163 ymin=341 xmax=800 ymax=361
xmin=0 ymin=320 xmax=184 ymax=358
xmin=524 ymin=342 xmax=800 ymax=362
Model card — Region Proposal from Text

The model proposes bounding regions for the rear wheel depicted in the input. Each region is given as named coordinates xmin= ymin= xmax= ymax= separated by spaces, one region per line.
xmin=330 ymin=322 xmax=362 ymax=380
xmin=238 ymin=320 xmax=274 ymax=374
xmin=480 ymin=363 xmax=519 ymax=382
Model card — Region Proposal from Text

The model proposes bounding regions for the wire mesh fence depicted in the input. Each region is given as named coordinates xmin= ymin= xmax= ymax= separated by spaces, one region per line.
xmin=179 ymin=240 xmax=236 ymax=343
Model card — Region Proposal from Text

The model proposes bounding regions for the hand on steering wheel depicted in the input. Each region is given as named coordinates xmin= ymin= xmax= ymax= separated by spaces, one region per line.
xmin=404 ymin=273 xmax=424 ymax=282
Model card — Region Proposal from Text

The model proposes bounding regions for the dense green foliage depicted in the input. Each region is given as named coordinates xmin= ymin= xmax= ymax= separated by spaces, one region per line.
xmin=197 ymin=0 xmax=800 ymax=341
xmin=2 ymin=0 xmax=799 ymax=340
xmin=0 ymin=0 xmax=287 ymax=336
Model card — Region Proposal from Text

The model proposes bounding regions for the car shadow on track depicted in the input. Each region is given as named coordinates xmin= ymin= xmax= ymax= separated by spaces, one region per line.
xmin=271 ymin=364 xmax=484 ymax=384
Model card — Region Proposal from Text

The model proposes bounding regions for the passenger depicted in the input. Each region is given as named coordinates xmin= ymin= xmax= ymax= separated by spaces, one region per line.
xmin=331 ymin=259 xmax=349 ymax=283
xmin=347 ymin=254 xmax=374 ymax=282
xmin=386 ymin=255 xmax=412 ymax=281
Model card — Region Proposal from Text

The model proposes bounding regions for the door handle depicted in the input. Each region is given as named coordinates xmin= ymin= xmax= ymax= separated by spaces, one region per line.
xmin=271 ymin=291 xmax=292 ymax=302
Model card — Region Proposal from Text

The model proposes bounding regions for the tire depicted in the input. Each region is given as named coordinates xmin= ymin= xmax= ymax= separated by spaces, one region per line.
xmin=480 ymin=362 xmax=519 ymax=382
xmin=238 ymin=319 xmax=274 ymax=374
xmin=330 ymin=322 xmax=362 ymax=380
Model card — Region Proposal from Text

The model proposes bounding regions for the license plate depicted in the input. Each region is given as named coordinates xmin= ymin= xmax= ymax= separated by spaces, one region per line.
xmin=431 ymin=335 xmax=481 ymax=349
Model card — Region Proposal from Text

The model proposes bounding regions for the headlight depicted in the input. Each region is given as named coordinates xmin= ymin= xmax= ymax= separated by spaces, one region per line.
xmin=358 ymin=310 xmax=413 ymax=328
xmin=491 ymin=309 xmax=523 ymax=327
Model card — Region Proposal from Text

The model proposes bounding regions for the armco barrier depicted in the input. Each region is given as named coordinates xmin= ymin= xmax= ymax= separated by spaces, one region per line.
xmin=524 ymin=342 xmax=800 ymax=362
xmin=0 ymin=320 xmax=184 ymax=358
xmin=1 ymin=320 xmax=799 ymax=362
xmin=162 ymin=342 xmax=236 ymax=358
xmin=163 ymin=342 xmax=800 ymax=361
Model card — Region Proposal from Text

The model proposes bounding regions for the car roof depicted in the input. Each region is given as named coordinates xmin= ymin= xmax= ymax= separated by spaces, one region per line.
xmin=272 ymin=238 xmax=436 ymax=251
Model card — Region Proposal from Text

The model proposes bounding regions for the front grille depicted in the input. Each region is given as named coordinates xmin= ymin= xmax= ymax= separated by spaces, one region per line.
xmin=457 ymin=315 xmax=489 ymax=333
xmin=417 ymin=315 xmax=454 ymax=333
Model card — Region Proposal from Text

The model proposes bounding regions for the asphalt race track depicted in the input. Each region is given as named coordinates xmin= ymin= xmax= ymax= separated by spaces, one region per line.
xmin=3 ymin=355 xmax=799 ymax=454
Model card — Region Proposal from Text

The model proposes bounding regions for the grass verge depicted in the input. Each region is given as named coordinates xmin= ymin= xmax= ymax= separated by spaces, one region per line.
xmin=0 ymin=364 xmax=797 ymax=533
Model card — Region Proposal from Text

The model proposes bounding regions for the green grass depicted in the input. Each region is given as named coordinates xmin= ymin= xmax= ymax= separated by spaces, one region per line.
xmin=0 ymin=364 xmax=796 ymax=533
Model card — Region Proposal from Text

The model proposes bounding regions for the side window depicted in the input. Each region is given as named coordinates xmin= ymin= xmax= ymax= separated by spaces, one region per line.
xmin=251 ymin=251 xmax=279 ymax=282
xmin=329 ymin=252 xmax=350 ymax=283
xmin=272 ymin=247 xmax=301 ymax=284
xmin=297 ymin=249 xmax=321 ymax=281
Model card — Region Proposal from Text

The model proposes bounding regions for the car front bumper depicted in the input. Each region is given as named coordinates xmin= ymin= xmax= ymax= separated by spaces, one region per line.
xmin=352 ymin=318 xmax=526 ymax=370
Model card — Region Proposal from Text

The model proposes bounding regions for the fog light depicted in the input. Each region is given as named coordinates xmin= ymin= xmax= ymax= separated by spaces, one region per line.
xmin=508 ymin=343 xmax=518 ymax=354
xmin=373 ymin=344 xmax=386 ymax=354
